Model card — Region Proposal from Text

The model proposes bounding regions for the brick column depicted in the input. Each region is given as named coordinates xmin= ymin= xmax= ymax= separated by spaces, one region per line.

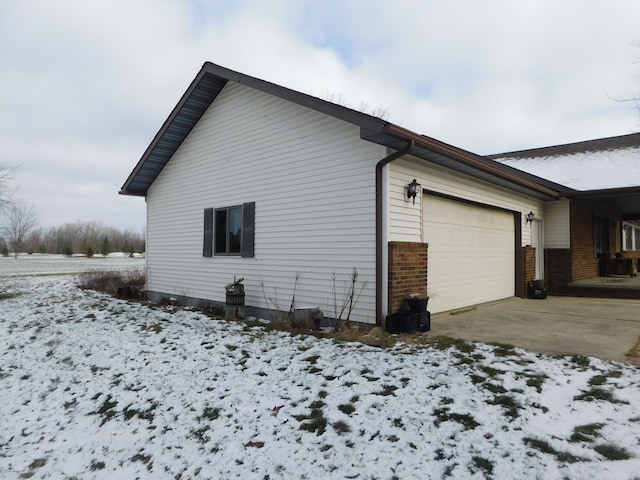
xmin=388 ymin=241 xmax=428 ymax=313
xmin=522 ymin=245 xmax=536 ymax=296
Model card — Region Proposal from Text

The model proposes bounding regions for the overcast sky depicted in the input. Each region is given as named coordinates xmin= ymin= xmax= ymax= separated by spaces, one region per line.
xmin=2 ymin=0 xmax=640 ymax=231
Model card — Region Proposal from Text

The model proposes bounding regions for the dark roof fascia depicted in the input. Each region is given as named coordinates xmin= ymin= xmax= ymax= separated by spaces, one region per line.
xmin=120 ymin=62 xmax=387 ymax=196
xmin=120 ymin=61 xmax=567 ymax=201
xmin=566 ymin=186 xmax=640 ymax=220
xmin=211 ymin=62 xmax=386 ymax=136
xmin=488 ymin=132 xmax=640 ymax=160
xmin=120 ymin=67 xmax=227 ymax=196
xmin=380 ymin=124 xmax=566 ymax=200
xmin=565 ymin=185 xmax=640 ymax=199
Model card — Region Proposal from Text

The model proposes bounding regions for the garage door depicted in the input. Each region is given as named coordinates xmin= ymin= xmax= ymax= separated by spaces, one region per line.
xmin=423 ymin=195 xmax=515 ymax=314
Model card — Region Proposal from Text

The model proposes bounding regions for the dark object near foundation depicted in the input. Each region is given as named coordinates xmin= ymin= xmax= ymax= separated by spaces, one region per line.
xmin=527 ymin=280 xmax=547 ymax=299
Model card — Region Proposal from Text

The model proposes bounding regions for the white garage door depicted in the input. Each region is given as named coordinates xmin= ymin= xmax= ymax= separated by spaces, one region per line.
xmin=423 ymin=195 xmax=515 ymax=313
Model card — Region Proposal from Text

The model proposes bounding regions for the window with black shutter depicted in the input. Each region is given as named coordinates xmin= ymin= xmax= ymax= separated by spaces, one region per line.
xmin=203 ymin=208 xmax=213 ymax=257
xmin=203 ymin=202 xmax=255 ymax=257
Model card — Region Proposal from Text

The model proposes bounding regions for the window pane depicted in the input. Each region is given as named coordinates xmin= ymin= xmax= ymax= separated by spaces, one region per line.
xmin=229 ymin=207 xmax=242 ymax=254
xmin=594 ymin=217 xmax=609 ymax=256
xmin=625 ymin=226 xmax=633 ymax=250
xmin=635 ymin=227 xmax=640 ymax=251
xmin=215 ymin=209 xmax=227 ymax=254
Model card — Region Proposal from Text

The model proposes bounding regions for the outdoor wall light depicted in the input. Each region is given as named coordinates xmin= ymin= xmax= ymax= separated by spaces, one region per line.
xmin=526 ymin=211 xmax=535 ymax=224
xmin=406 ymin=178 xmax=421 ymax=205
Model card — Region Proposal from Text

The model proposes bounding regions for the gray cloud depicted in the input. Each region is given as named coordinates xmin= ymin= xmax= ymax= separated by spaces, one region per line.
xmin=1 ymin=0 xmax=639 ymax=230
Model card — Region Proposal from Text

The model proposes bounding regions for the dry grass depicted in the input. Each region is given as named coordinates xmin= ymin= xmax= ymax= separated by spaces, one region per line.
xmin=625 ymin=336 xmax=640 ymax=365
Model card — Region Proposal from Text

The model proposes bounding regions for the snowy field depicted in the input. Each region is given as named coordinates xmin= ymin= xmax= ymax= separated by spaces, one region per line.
xmin=1 ymin=257 xmax=640 ymax=479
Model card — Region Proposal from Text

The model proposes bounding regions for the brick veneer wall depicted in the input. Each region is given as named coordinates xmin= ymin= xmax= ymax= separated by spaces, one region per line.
xmin=388 ymin=241 xmax=428 ymax=313
xmin=545 ymin=248 xmax=572 ymax=294
xmin=623 ymin=251 xmax=640 ymax=259
xmin=523 ymin=245 xmax=536 ymax=296
xmin=570 ymin=200 xmax=622 ymax=281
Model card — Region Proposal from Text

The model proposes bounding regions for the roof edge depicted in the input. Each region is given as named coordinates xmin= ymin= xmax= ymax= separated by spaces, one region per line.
xmin=121 ymin=62 xmax=572 ymax=200
xmin=383 ymin=124 xmax=566 ymax=199
xmin=120 ymin=62 xmax=389 ymax=196
xmin=120 ymin=64 xmax=223 ymax=196
xmin=566 ymin=185 xmax=640 ymax=198
xmin=489 ymin=131 xmax=640 ymax=160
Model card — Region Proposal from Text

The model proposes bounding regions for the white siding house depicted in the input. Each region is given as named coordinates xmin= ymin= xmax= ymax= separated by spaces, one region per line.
xmin=146 ymin=82 xmax=385 ymax=324
xmin=122 ymin=62 xmax=570 ymax=325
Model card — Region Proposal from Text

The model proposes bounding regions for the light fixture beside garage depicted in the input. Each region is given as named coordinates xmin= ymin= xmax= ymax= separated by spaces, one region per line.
xmin=406 ymin=178 xmax=421 ymax=205
xmin=526 ymin=211 xmax=535 ymax=224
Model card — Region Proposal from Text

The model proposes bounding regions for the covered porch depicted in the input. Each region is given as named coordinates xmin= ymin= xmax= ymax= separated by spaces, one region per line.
xmin=571 ymin=186 xmax=640 ymax=300
xmin=567 ymin=274 xmax=640 ymax=300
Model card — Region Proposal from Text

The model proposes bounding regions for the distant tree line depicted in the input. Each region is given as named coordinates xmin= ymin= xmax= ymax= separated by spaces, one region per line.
xmin=0 ymin=163 xmax=145 ymax=257
xmin=0 ymin=220 xmax=145 ymax=257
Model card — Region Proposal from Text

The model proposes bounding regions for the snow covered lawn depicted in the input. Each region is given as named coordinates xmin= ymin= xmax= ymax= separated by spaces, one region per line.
xmin=1 ymin=257 xmax=640 ymax=479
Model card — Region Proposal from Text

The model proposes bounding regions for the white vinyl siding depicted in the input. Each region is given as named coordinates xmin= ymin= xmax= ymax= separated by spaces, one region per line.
xmin=388 ymin=156 xmax=544 ymax=245
xmin=544 ymin=199 xmax=570 ymax=248
xmin=146 ymin=82 xmax=384 ymax=324
xmin=387 ymin=155 xmax=546 ymax=314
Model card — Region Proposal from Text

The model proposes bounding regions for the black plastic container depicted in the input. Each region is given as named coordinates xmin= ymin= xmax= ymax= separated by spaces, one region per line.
xmin=407 ymin=297 xmax=429 ymax=313
xmin=385 ymin=312 xmax=417 ymax=334
xmin=417 ymin=311 xmax=431 ymax=332
xmin=527 ymin=280 xmax=547 ymax=299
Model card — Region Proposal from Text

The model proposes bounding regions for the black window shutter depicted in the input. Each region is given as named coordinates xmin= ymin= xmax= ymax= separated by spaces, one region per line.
xmin=203 ymin=208 xmax=213 ymax=257
xmin=241 ymin=202 xmax=255 ymax=258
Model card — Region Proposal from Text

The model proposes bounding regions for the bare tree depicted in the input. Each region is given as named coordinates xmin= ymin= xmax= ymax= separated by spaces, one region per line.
xmin=3 ymin=202 xmax=38 ymax=258
xmin=318 ymin=90 xmax=390 ymax=120
xmin=0 ymin=162 xmax=15 ymax=213
xmin=609 ymin=39 xmax=640 ymax=118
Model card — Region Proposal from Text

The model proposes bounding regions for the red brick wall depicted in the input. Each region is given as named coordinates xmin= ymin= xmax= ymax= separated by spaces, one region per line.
xmin=523 ymin=245 xmax=536 ymax=295
xmin=569 ymin=201 xmax=599 ymax=281
xmin=570 ymin=200 xmax=621 ymax=281
xmin=388 ymin=241 xmax=428 ymax=313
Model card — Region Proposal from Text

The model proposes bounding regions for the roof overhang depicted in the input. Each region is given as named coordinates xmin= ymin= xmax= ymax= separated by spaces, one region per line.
xmin=120 ymin=68 xmax=228 ymax=196
xmin=120 ymin=62 xmax=565 ymax=202
xmin=363 ymin=124 xmax=564 ymax=201
xmin=120 ymin=62 xmax=386 ymax=197
xmin=566 ymin=186 xmax=640 ymax=220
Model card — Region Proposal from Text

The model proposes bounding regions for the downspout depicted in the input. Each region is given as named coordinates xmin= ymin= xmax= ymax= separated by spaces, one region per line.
xmin=375 ymin=140 xmax=414 ymax=326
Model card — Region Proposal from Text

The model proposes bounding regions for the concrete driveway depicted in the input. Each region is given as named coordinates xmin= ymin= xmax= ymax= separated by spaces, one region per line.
xmin=430 ymin=296 xmax=640 ymax=364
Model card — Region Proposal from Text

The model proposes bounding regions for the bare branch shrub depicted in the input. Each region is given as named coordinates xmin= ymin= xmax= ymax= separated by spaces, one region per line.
xmin=260 ymin=273 xmax=299 ymax=324
xmin=332 ymin=268 xmax=368 ymax=331
xmin=77 ymin=269 xmax=146 ymax=298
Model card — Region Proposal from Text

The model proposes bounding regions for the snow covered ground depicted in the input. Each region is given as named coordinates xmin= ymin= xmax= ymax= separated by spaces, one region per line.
xmin=1 ymin=256 xmax=640 ymax=479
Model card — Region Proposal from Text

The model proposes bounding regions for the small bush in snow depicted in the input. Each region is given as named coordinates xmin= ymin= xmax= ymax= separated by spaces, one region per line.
xmin=77 ymin=269 xmax=145 ymax=298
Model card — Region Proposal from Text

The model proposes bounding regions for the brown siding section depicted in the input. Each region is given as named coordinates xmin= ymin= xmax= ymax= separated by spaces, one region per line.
xmin=388 ymin=241 xmax=428 ymax=313
xmin=570 ymin=201 xmax=599 ymax=280
xmin=545 ymin=248 xmax=572 ymax=294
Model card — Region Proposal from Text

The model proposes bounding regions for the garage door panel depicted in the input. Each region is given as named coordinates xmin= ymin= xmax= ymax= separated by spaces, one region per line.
xmin=424 ymin=195 xmax=515 ymax=313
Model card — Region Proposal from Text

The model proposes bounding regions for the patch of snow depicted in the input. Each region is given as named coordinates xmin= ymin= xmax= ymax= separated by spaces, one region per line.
xmin=1 ymin=259 xmax=640 ymax=479
xmin=0 ymin=255 xmax=144 ymax=277
xmin=497 ymin=147 xmax=640 ymax=190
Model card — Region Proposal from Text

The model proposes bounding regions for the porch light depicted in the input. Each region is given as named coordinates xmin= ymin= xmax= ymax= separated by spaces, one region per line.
xmin=407 ymin=179 xmax=421 ymax=205
xmin=526 ymin=211 xmax=535 ymax=224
